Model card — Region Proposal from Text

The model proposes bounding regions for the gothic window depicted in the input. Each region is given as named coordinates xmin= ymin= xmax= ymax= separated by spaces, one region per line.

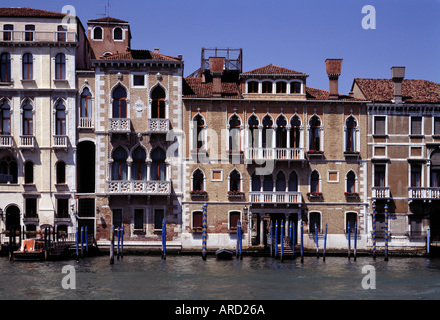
xmin=346 ymin=171 xmax=356 ymax=193
xmin=290 ymin=115 xmax=301 ymax=148
xmin=112 ymin=147 xmax=128 ymax=181
xmin=112 ymin=85 xmax=127 ymax=118
xmin=276 ymin=116 xmax=287 ymax=148
xmin=150 ymin=147 xmax=166 ymax=181
xmin=132 ymin=147 xmax=147 ymax=180
xmin=229 ymin=169 xmax=241 ymax=192
xmin=310 ymin=170 xmax=320 ymax=193
xmin=193 ymin=114 xmax=205 ymax=150
xmin=192 ymin=169 xmax=204 ymax=192
xmin=55 ymin=53 xmax=66 ymax=80
xmin=229 ymin=114 xmax=241 ymax=152
xmin=22 ymin=100 xmax=33 ymax=136
xmin=309 ymin=115 xmax=321 ymax=151
xmin=151 ymin=86 xmax=166 ymax=119
xmin=262 ymin=115 xmax=273 ymax=148
xmin=248 ymin=115 xmax=259 ymax=148
xmin=289 ymin=171 xmax=298 ymax=192
xmin=345 ymin=116 xmax=357 ymax=152
xmin=0 ymin=100 xmax=11 ymax=135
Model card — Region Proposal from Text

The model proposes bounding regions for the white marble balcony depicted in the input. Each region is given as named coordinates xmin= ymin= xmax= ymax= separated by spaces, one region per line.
xmin=107 ymin=180 xmax=171 ymax=196
xmin=249 ymin=191 xmax=302 ymax=204
xmin=148 ymin=119 xmax=169 ymax=134
xmin=408 ymin=187 xmax=440 ymax=200
xmin=109 ymin=118 xmax=130 ymax=133
xmin=0 ymin=135 xmax=12 ymax=148
xmin=245 ymin=148 xmax=304 ymax=161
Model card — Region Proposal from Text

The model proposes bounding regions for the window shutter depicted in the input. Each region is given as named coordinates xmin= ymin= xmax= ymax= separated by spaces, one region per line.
xmin=434 ymin=117 xmax=440 ymax=135
xmin=374 ymin=117 xmax=385 ymax=135
xmin=411 ymin=117 xmax=422 ymax=135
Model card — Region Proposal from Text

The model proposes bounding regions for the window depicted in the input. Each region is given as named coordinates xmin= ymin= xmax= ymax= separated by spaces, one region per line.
xmin=309 ymin=212 xmax=321 ymax=234
xmin=431 ymin=151 xmax=440 ymax=187
xmin=192 ymin=169 xmax=204 ymax=191
xmin=291 ymin=82 xmax=301 ymax=94
xmin=0 ymin=156 xmax=17 ymax=184
xmin=276 ymin=116 xmax=287 ymax=148
xmin=113 ymin=27 xmax=123 ymax=40
xmin=57 ymin=25 xmax=67 ymax=42
xmin=22 ymin=100 xmax=33 ymax=136
xmin=56 ymin=161 xmax=66 ymax=184
xmin=411 ymin=164 xmax=422 ymax=188
xmin=112 ymin=209 xmax=122 ymax=229
xmin=112 ymin=86 xmax=127 ymax=118
xmin=289 ymin=171 xmax=298 ymax=192
xmin=55 ymin=100 xmax=66 ymax=136
xmin=57 ymin=198 xmax=69 ymax=218
xmin=3 ymin=24 xmax=13 ymax=41
xmin=93 ymin=27 xmax=103 ymax=40
xmin=0 ymin=100 xmax=11 ymax=135
xmin=134 ymin=209 xmax=144 ymax=230
xmin=309 ymin=115 xmax=321 ymax=151
xmin=276 ymin=171 xmax=286 ymax=191
xmin=78 ymin=199 xmax=95 ymax=218
xmin=25 ymin=25 xmax=35 ymax=41
xmin=262 ymin=81 xmax=272 ymax=94
xmin=0 ymin=52 xmax=11 ymax=82
xmin=55 ymin=53 xmax=66 ymax=80
xmin=229 ymin=169 xmax=241 ymax=192
xmin=229 ymin=114 xmax=241 ymax=152
xmin=24 ymin=161 xmax=34 ymax=184
xmin=434 ymin=117 xmax=440 ymax=136
xmin=248 ymin=81 xmax=258 ymax=93
xmin=230 ymin=212 xmax=240 ymax=230
xmin=262 ymin=115 xmax=273 ymax=148
xmin=346 ymin=212 xmax=357 ymax=232
xmin=150 ymin=147 xmax=166 ymax=181
xmin=346 ymin=171 xmax=356 ymax=193
xmin=133 ymin=75 xmax=145 ymax=86
xmin=193 ymin=114 xmax=205 ymax=150
xmin=154 ymin=209 xmax=164 ymax=230
xmin=345 ymin=116 xmax=357 ymax=152
xmin=132 ymin=147 xmax=147 ymax=180
xmin=263 ymin=173 xmax=273 ymax=192
xmin=290 ymin=115 xmax=301 ymax=148
xmin=192 ymin=211 xmax=203 ymax=230
xmin=276 ymin=81 xmax=287 ymax=94
xmin=80 ymin=88 xmax=92 ymax=124
xmin=25 ymin=198 xmax=37 ymax=218
xmin=251 ymin=172 xmax=261 ymax=192
xmin=151 ymin=86 xmax=166 ymax=118
xmin=248 ymin=115 xmax=259 ymax=148
xmin=374 ymin=164 xmax=386 ymax=187
xmin=112 ymin=147 xmax=128 ymax=180
xmin=310 ymin=170 xmax=320 ymax=193
xmin=411 ymin=117 xmax=422 ymax=135
xmin=374 ymin=116 xmax=386 ymax=135
xmin=22 ymin=53 xmax=33 ymax=80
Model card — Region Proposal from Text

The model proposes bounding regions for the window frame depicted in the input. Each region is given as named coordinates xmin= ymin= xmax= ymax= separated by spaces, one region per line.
xmin=22 ymin=53 xmax=33 ymax=80
xmin=55 ymin=53 xmax=66 ymax=80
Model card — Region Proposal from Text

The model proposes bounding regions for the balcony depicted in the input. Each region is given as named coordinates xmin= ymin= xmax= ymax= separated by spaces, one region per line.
xmin=245 ymin=148 xmax=305 ymax=161
xmin=408 ymin=188 xmax=440 ymax=201
xmin=53 ymin=135 xmax=68 ymax=148
xmin=1 ymin=31 xmax=77 ymax=44
xmin=20 ymin=135 xmax=35 ymax=149
xmin=0 ymin=135 xmax=12 ymax=148
xmin=249 ymin=191 xmax=302 ymax=204
xmin=372 ymin=187 xmax=391 ymax=199
xmin=109 ymin=118 xmax=130 ymax=134
xmin=148 ymin=119 xmax=169 ymax=134
xmin=106 ymin=180 xmax=171 ymax=196
xmin=79 ymin=117 xmax=93 ymax=129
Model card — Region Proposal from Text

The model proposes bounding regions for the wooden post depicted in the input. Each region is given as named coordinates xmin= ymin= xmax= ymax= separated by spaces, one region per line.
xmin=80 ymin=227 xmax=84 ymax=259
xmin=354 ymin=223 xmax=357 ymax=261
xmin=384 ymin=204 xmax=389 ymax=261
xmin=347 ymin=222 xmax=351 ymax=259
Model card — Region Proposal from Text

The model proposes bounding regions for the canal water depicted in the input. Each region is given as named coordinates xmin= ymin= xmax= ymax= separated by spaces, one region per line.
xmin=1 ymin=254 xmax=440 ymax=301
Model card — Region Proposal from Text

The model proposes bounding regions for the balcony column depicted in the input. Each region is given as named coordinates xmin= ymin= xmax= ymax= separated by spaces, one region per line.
xmin=126 ymin=157 xmax=133 ymax=181
xmin=286 ymin=125 xmax=291 ymax=149
xmin=258 ymin=125 xmax=263 ymax=158
xmin=146 ymin=160 xmax=152 ymax=181
xmin=259 ymin=213 xmax=265 ymax=245
xmin=285 ymin=213 xmax=290 ymax=237
xmin=272 ymin=125 xmax=277 ymax=150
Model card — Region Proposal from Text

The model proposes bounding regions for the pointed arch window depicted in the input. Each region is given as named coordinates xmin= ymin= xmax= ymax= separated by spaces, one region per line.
xmin=55 ymin=100 xmax=66 ymax=136
xmin=310 ymin=170 xmax=320 ymax=193
xmin=132 ymin=147 xmax=147 ymax=180
xmin=0 ymin=100 xmax=11 ymax=135
xmin=112 ymin=86 xmax=127 ymax=118
xmin=276 ymin=116 xmax=287 ymax=148
xmin=229 ymin=114 xmax=241 ymax=152
xmin=22 ymin=53 xmax=33 ymax=80
xmin=289 ymin=171 xmax=298 ymax=192
xmin=80 ymin=87 xmax=92 ymax=127
xmin=346 ymin=171 xmax=356 ymax=193
xmin=251 ymin=171 xmax=261 ymax=192
xmin=0 ymin=156 xmax=17 ymax=184
xmin=151 ymin=86 xmax=166 ymax=119
xmin=309 ymin=115 xmax=321 ymax=151
xmin=112 ymin=147 xmax=128 ymax=181
xmin=262 ymin=115 xmax=273 ymax=148
xmin=192 ymin=168 xmax=204 ymax=192
xmin=229 ymin=169 xmax=241 ymax=192
xmin=276 ymin=171 xmax=286 ymax=191
xmin=248 ymin=115 xmax=259 ymax=148
xmin=290 ymin=115 xmax=301 ymax=148
xmin=0 ymin=53 xmax=11 ymax=82
xmin=151 ymin=147 xmax=166 ymax=181
xmin=263 ymin=173 xmax=273 ymax=192
xmin=193 ymin=114 xmax=205 ymax=150
xmin=22 ymin=100 xmax=33 ymax=136
xmin=55 ymin=53 xmax=66 ymax=80
xmin=345 ymin=116 xmax=357 ymax=152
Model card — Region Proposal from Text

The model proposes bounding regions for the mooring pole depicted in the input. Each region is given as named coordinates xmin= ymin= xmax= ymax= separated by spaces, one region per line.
xmin=372 ymin=203 xmax=376 ymax=260
xmin=120 ymin=226 xmax=124 ymax=259
xmin=354 ymin=223 xmax=357 ymax=261
xmin=117 ymin=227 xmax=120 ymax=260
xmin=202 ymin=204 xmax=207 ymax=261
xmin=238 ymin=221 xmax=242 ymax=260
xmin=85 ymin=226 xmax=89 ymax=253
xmin=280 ymin=222 xmax=284 ymax=262
xmin=427 ymin=227 xmax=430 ymax=256
xmin=110 ymin=225 xmax=115 ymax=265
xmin=292 ymin=221 xmax=295 ymax=258
xmin=269 ymin=221 xmax=273 ymax=257
xmin=348 ymin=222 xmax=351 ymax=259
xmin=315 ymin=223 xmax=319 ymax=259
xmin=300 ymin=220 xmax=304 ymax=263
xmin=80 ymin=227 xmax=84 ymax=259
xmin=75 ymin=227 xmax=79 ymax=261
xmin=275 ymin=221 xmax=278 ymax=259
xmin=162 ymin=219 xmax=166 ymax=260
xmin=384 ymin=204 xmax=389 ymax=261
xmin=323 ymin=223 xmax=328 ymax=262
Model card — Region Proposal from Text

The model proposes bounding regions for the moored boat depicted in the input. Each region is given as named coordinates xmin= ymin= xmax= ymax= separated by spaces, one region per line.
xmin=215 ymin=248 xmax=234 ymax=260
xmin=13 ymin=239 xmax=46 ymax=261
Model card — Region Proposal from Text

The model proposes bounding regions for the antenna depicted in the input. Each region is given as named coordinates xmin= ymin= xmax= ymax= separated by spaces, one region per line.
xmin=97 ymin=0 xmax=111 ymax=18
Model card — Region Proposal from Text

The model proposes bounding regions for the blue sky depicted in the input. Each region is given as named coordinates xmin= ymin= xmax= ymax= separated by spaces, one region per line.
xmin=8 ymin=0 xmax=440 ymax=94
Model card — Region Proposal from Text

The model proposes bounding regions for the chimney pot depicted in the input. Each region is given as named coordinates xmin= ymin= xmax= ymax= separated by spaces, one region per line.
xmin=391 ymin=66 xmax=405 ymax=103
xmin=325 ymin=59 xmax=343 ymax=100
xmin=209 ymin=57 xmax=225 ymax=98
xmin=154 ymin=48 xmax=160 ymax=54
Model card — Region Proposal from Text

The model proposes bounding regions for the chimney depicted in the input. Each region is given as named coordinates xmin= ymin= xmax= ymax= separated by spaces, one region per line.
xmin=391 ymin=66 xmax=405 ymax=104
xmin=209 ymin=57 xmax=225 ymax=98
xmin=325 ymin=59 xmax=343 ymax=100
xmin=154 ymin=48 xmax=160 ymax=54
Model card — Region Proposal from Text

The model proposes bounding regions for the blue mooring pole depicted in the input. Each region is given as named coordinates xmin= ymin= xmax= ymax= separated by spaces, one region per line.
xmin=117 ymin=227 xmax=120 ymax=260
xmin=110 ymin=225 xmax=115 ymax=265
xmin=384 ymin=204 xmax=389 ymax=261
xmin=238 ymin=221 xmax=242 ymax=260
xmin=269 ymin=221 xmax=273 ymax=257
xmin=275 ymin=221 xmax=278 ymax=258
xmin=202 ymin=204 xmax=207 ymax=261
xmin=300 ymin=220 xmax=304 ymax=263
xmin=162 ymin=219 xmax=166 ymax=260
xmin=280 ymin=222 xmax=284 ymax=262
xmin=75 ymin=227 xmax=79 ymax=261
xmin=372 ymin=203 xmax=376 ymax=259
xmin=348 ymin=222 xmax=351 ymax=259
xmin=85 ymin=226 xmax=89 ymax=253
xmin=315 ymin=223 xmax=319 ymax=259
xmin=120 ymin=226 xmax=124 ymax=259
xmin=323 ymin=223 xmax=328 ymax=262
xmin=354 ymin=223 xmax=357 ymax=261
xmin=427 ymin=227 xmax=430 ymax=256
xmin=80 ymin=227 xmax=84 ymax=259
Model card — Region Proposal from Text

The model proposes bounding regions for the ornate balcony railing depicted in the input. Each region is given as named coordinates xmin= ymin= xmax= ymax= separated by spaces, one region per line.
xmin=408 ymin=187 xmax=440 ymax=200
xmin=372 ymin=187 xmax=391 ymax=199
xmin=20 ymin=135 xmax=35 ymax=148
xmin=245 ymin=148 xmax=304 ymax=161
xmin=53 ymin=135 xmax=68 ymax=148
xmin=148 ymin=119 xmax=169 ymax=134
xmin=249 ymin=191 xmax=302 ymax=204
xmin=1 ymin=31 xmax=77 ymax=43
xmin=107 ymin=180 xmax=171 ymax=195
xmin=109 ymin=118 xmax=130 ymax=133
xmin=79 ymin=117 xmax=93 ymax=129
xmin=0 ymin=135 xmax=12 ymax=148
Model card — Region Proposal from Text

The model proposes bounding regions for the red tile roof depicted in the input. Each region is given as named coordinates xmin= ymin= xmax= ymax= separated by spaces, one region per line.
xmin=100 ymin=49 xmax=181 ymax=61
xmin=88 ymin=16 xmax=129 ymax=24
xmin=0 ymin=7 xmax=67 ymax=18
xmin=353 ymin=78 xmax=440 ymax=103
xmin=242 ymin=64 xmax=306 ymax=76
xmin=305 ymin=86 xmax=364 ymax=101
xmin=183 ymin=78 xmax=241 ymax=99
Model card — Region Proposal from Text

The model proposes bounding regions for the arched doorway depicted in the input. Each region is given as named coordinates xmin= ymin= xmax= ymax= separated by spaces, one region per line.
xmin=5 ymin=205 xmax=20 ymax=231
xmin=77 ymin=141 xmax=95 ymax=193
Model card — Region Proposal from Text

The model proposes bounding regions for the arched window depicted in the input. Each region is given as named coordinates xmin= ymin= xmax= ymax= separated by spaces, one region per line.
xmin=289 ymin=171 xmax=298 ymax=192
xmin=112 ymin=85 xmax=127 ymax=118
xmin=290 ymin=115 xmax=301 ymax=149
xmin=0 ymin=100 xmax=11 ymax=135
xmin=276 ymin=81 xmax=287 ymax=94
xmin=80 ymin=88 xmax=92 ymax=119
xmin=193 ymin=114 xmax=204 ymax=150
xmin=251 ymin=171 xmax=261 ymax=192
xmin=291 ymin=81 xmax=301 ymax=94
xmin=262 ymin=115 xmax=273 ymax=148
xmin=0 ymin=156 xmax=17 ymax=184
xmin=192 ymin=169 xmax=204 ymax=191
xmin=346 ymin=171 xmax=356 ymax=193
xmin=229 ymin=114 xmax=241 ymax=152
xmin=263 ymin=173 xmax=273 ymax=192
xmin=262 ymin=81 xmax=272 ymax=94
xmin=112 ymin=147 xmax=128 ymax=180
xmin=0 ymin=52 xmax=11 ymax=82
xmin=24 ymin=161 xmax=34 ymax=184
xmin=310 ymin=170 xmax=320 ymax=193
xmin=309 ymin=115 xmax=321 ymax=151
xmin=56 ymin=161 xmax=66 ymax=184
xmin=229 ymin=169 xmax=241 ymax=192
xmin=151 ymin=86 xmax=166 ymax=119
xmin=276 ymin=116 xmax=287 ymax=148
xmin=22 ymin=53 xmax=33 ymax=80
xmin=150 ymin=147 xmax=166 ymax=181
xmin=276 ymin=171 xmax=286 ymax=191
xmin=55 ymin=53 xmax=66 ymax=80
xmin=93 ymin=27 xmax=103 ymax=40
xmin=22 ymin=100 xmax=33 ymax=136
xmin=248 ymin=115 xmax=259 ymax=148
xmin=113 ymin=27 xmax=123 ymax=40
xmin=345 ymin=116 xmax=357 ymax=152
xmin=132 ymin=147 xmax=147 ymax=180
xmin=55 ymin=100 xmax=66 ymax=136
xmin=248 ymin=81 xmax=258 ymax=93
